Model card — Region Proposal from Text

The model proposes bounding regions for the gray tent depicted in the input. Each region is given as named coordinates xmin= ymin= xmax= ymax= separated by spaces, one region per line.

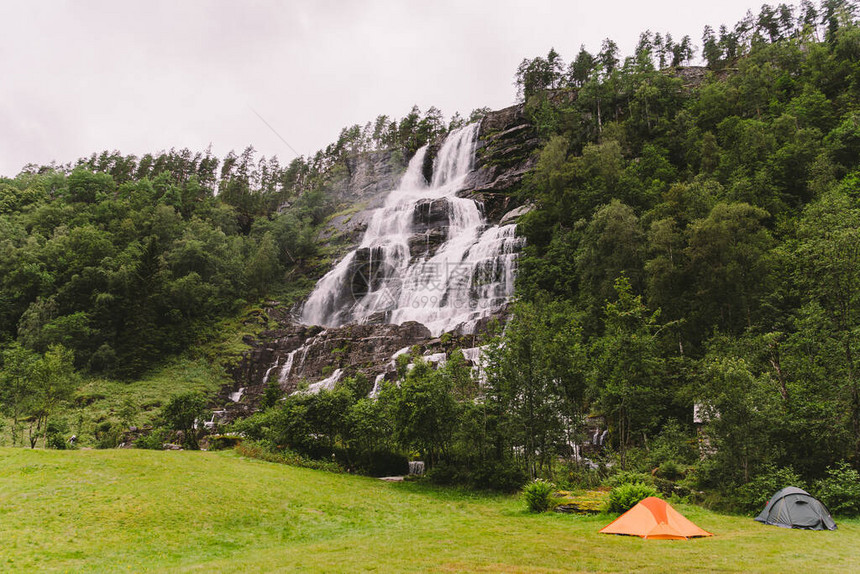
xmin=755 ymin=487 xmax=837 ymax=530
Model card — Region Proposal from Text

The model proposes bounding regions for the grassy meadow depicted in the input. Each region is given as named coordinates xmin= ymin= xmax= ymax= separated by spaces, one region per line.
xmin=1 ymin=448 xmax=858 ymax=573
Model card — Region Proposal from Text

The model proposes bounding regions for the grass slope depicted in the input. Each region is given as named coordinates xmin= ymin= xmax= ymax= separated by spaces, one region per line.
xmin=0 ymin=357 xmax=227 ymax=448
xmin=0 ymin=303 xmax=278 ymax=449
xmin=1 ymin=448 xmax=858 ymax=573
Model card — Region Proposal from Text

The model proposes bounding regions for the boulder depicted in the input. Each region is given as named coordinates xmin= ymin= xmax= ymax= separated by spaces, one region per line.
xmin=499 ymin=203 xmax=534 ymax=226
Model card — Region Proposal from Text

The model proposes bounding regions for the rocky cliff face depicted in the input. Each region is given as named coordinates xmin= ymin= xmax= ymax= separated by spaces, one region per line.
xmin=463 ymin=104 xmax=541 ymax=222
xmin=232 ymin=321 xmax=431 ymax=392
xmin=223 ymin=104 xmax=539 ymax=412
xmin=315 ymin=149 xmax=407 ymax=253
xmin=318 ymin=105 xmax=539 ymax=257
xmin=340 ymin=149 xmax=407 ymax=207
xmin=221 ymin=312 xmax=496 ymax=419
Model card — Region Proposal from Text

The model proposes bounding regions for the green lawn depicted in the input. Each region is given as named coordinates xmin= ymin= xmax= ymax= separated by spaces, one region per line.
xmin=0 ymin=448 xmax=857 ymax=573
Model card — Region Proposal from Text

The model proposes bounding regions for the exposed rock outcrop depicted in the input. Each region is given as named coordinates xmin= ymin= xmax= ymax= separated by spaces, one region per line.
xmin=314 ymin=150 xmax=408 ymax=258
xmin=408 ymin=198 xmax=451 ymax=260
xmin=460 ymin=104 xmax=541 ymax=222
xmin=220 ymin=303 xmax=505 ymax=417
xmin=499 ymin=203 xmax=534 ymax=226
xmin=318 ymin=105 xmax=538 ymax=254
xmin=232 ymin=320 xmax=430 ymax=393
xmin=341 ymin=149 xmax=406 ymax=207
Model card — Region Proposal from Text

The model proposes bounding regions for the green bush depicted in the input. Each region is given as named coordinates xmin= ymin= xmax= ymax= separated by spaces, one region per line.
xmin=208 ymin=435 xmax=243 ymax=451
xmin=815 ymin=462 xmax=860 ymax=517
xmin=161 ymin=392 xmax=207 ymax=450
xmin=46 ymin=419 xmax=70 ymax=450
xmin=425 ymin=461 xmax=527 ymax=492
xmin=605 ymin=483 xmax=658 ymax=513
xmin=234 ymin=440 xmax=343 ymax=473
xmin=647 ymin=419 xmax=697 ymax=468
xmin=47 ymin=432 xmax=67 ymax=449
xmin=734 ymin=464 xmax=805 ymax=514
xmin=135 ymin=428 xmax=168 ymax=450
xmin=354 ymin=450 xmax=408 ymax=477
xmin=522 ymin=479 xmax=556 ymax=513
xmin=95 ymin=422 xmax=123 ymax=449
xmin=605 ymin=470 xmax=654 ymax=488
xmin=425 ymin=462 xmax=463 ymax=486
xmin=554 ymin=462 xmax=605 ymax=491
xmin=655 ymin=460 xmax=686 ymax=481
xmin=469 ymin=462 xmax=528 ymax=492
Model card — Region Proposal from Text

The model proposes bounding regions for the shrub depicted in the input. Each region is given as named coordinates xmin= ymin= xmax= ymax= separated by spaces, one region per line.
xmin=47 ymin=432 xmax=67 ymax=449
xmin=605 ymin=470 xmax=654 ymax=488
xmin=234 ymin=440 xmax=343 ymax=473
xmin=161 ymin=392 xmax=207 ymax=450
xmin=425 ymin=462 xmax=462 ymax=486
xmin=734 ymin=464 xmax=805 ymax=514
xmin=522 ymin=479 xmax=556 ymax=513
xmin=46 ymin=419 xmax=70 ymax=450
xmin=135 ymin=428 xmax=168 ymax=450
xmin=94 ymin=420 xmax=122 ymax=449
xmin=425 ymin=461 xmax=527 ymax=492
xmin=655 ymin=460 xmax=686 ymax=481
xmin=554 ymin=462 xmax=605 ymax=491
xmin=815 ymin=462 xmax=860 ymax=517
xmin=208 ymin=435 xmax=243 ymax=451
xmin=354 ymin=450 xmax=409 ymax=477
xmin=260 ymin=378 xmax=282 ymax=410
xmin=647 ymin=419 xmax=697 ymax=468
xmin=605 ymin=483 xmax=658 ymax=513
xmin=470 ymin=462 xmax=528 ymax=492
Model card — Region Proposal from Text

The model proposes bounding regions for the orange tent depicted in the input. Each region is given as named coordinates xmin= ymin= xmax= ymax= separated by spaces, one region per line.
xmin=599 ymin=497 xmax=713 ymax=540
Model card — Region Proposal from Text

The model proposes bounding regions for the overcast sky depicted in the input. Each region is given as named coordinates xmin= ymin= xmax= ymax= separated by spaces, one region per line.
xmin=1 ymin=0 xmax=765 ymax=177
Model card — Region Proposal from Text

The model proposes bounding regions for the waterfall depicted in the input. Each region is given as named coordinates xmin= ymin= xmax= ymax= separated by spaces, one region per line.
xmin=301 ymin=123 xmax=523 ymax=336
xmin=261 ymin=358 xmax=280 ymax=384
xmin=298 ymin=368 xmax=343 ymax=395
xmin=369 ymin=373 xmax=386 ymax=398
xmin=277 ymin=349 xmax=298 ymax=384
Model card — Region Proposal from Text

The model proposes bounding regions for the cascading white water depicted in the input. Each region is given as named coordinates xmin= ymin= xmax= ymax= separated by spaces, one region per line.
xmin=301 ymin=123 xmax=523 ymax=336
xmin=299 ymin=368 xmax=343 ymax=395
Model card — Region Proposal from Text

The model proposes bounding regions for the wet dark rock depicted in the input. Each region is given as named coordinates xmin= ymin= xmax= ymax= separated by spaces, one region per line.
xmin=422 ymin=143 xmax=438 ymax=185
xmin=413 ymin=198 xmax=451 ymax=230
xmin=231 ymin=318 xmax=432 ymax=395
xmin=408 ymin=228 xmax=448 ymax=260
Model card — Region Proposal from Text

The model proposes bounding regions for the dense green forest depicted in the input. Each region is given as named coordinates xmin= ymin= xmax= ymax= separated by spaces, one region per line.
xmin=236 ymin=0 xmax=860 ymax=512
xmin=507 ymin=0 xmax=860 ymax=498
xmin=4 ymin=0 xmax=860 ymax=513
